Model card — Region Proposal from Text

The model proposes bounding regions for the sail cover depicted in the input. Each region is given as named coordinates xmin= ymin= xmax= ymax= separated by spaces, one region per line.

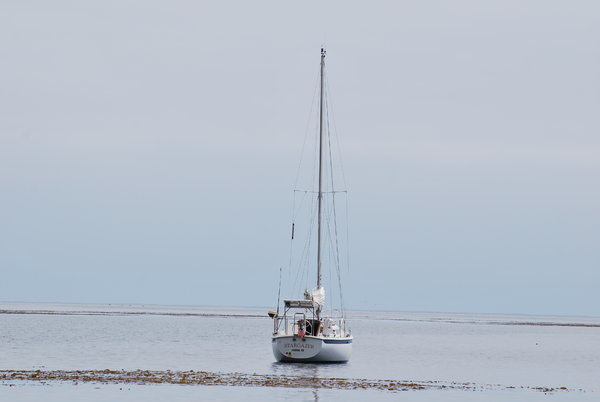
xmin=310 ymin=286 xmax=325 ymax=306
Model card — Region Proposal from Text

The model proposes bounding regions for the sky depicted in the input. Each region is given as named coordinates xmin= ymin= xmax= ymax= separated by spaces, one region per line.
xmin=1 ymin=1 xmax=599 ymax=316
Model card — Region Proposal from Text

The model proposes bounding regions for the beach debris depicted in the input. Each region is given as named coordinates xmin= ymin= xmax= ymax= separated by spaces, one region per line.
xmin=0 ymin=369 xmax=577 ymax=394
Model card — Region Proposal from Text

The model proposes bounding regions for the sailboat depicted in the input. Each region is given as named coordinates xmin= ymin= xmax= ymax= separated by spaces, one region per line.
xmin=270 ymin=49 xmax=353 ymax=363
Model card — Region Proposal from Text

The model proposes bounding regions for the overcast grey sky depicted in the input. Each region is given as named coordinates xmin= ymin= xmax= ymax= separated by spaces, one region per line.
xmin=1 ymin=1 xmax=599 ymax=316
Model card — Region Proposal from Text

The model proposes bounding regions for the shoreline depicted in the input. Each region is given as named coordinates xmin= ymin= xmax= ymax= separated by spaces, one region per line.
xmin=0 ymin=369 xmax=577 ymax=394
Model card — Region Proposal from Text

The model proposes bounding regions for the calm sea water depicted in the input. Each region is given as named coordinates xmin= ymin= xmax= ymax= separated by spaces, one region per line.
xmin=1 ymin=302 xmax=599 ymax=401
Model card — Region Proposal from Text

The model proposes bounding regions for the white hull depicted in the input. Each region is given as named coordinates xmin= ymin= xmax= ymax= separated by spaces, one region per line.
xmin=272 ymin=335 xmax=352 ymax=363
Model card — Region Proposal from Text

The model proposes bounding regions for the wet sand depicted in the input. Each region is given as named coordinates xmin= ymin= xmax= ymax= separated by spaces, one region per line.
xmin=0 ymin=370 xmax=575 ymax=394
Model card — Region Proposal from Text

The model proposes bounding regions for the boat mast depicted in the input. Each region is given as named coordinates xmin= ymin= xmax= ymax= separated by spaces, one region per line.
xmin=316 ymin=48 xmax=326 ymax=292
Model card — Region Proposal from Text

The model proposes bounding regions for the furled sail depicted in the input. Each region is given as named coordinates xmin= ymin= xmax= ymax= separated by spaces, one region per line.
xmin=304 ymin=286 xmax=325 ymax=307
